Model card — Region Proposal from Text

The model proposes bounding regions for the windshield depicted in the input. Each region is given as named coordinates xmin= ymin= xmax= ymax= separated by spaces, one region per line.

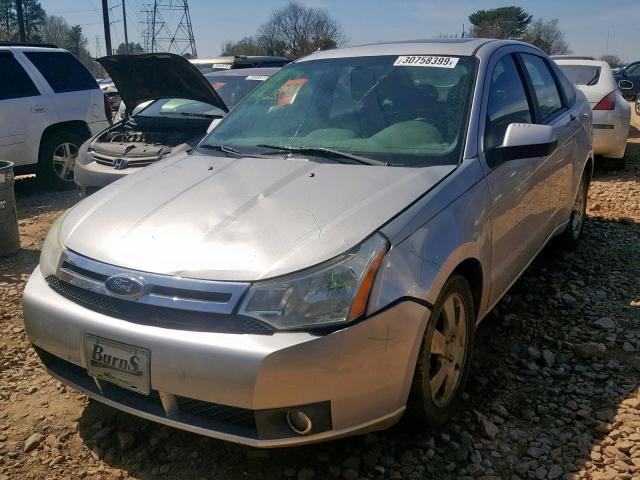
xmin=136 ymin=97 xmax=225 ymax=119
xmin=207 ymin=74 xmax=269 ymax=108
xmin=558 ymin=65 xmax=601 ymax=86
xmin=202 ymin=55 xmax=476 ymax=167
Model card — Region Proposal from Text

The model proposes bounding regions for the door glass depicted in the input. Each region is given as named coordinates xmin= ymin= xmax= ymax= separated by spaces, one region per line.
xmin=24 ymin=51 xmax=97 ymax=93
xmin=521 ymin=54 xmax=563 ymax=120
xmin=0 ymin=52 xmax=40 ymax=100
xmin=624 ymin=63 xmax=640 ymax=75
xmin=485 ymin=55 xmax=532 ymax=155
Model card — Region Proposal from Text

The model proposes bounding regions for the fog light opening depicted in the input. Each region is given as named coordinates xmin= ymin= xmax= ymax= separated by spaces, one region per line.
xmin=286 ymin=409 xmax=313 ymax=435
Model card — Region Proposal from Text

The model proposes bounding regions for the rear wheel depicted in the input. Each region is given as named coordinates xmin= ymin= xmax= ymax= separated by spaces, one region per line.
xmin=37 ymin=130 xmax=85 ymax=189
xmin=559 ymin=169 xmax=588 ymax=250
xmin=407 ymin=275 xmax=475 ymax=428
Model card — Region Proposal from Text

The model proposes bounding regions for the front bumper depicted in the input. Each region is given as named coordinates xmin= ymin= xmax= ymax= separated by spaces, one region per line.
xmin=23 ymin=266 xmax=429 ymax=447
xmin=74 ymin=158 xmax=136 ymax=195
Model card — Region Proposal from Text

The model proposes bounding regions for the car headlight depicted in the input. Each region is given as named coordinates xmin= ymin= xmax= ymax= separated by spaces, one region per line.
xmin=39 ymin=211 xmax=68 ymax=277
xmin=76 ymin=139 xmax=94 ymax=166
xmin=238 ymin=233 xmax=389 ymax=330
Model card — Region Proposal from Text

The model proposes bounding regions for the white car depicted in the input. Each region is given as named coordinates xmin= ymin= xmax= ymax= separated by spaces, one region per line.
xmin=0 ymin=43 xmax=110 ymax=187
xmin=556 ymin=58 xmax=630 ymax=166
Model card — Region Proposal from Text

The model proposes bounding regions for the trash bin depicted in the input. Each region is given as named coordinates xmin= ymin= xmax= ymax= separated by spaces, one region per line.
xmin=0 ymin=160 xmax=20 ymax=257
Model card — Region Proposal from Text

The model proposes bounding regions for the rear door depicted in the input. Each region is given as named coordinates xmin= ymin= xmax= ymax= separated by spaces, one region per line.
xmin=23 ymin=50 xmax=107 ymax=125
xmin=517 ymin=52 xmax=578 ymax=229
xmin=479 ymin=49 xmax=552 ymax=307
xmin=0 ymin=50 xmax=51 ymax=167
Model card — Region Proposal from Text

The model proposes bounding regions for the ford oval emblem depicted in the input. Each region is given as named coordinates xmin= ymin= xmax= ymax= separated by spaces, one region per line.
xmin=104 ymin=275 xmax=147 ymax=298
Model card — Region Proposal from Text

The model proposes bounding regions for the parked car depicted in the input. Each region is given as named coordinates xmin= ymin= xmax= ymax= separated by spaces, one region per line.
xmin=191 ymin=55 xmax=289 ymax=74
xmin=556 ymin=58 xmax=630 ymax=166
xmin=74 ymin=56 xmax=278 ymax=196
xmin=24 ymin=39 xmax=593 ymax=447
xmin=0 ymin=42 xmax=110 ymax=188
xmin=614 ymin=61 xmax=640 ymax=100
xmin=636 ymin=95 xmax=640 ymax=116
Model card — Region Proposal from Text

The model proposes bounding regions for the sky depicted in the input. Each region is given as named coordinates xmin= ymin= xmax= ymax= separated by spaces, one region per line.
xmin=40 ymin=0 xmax=640 ymax=62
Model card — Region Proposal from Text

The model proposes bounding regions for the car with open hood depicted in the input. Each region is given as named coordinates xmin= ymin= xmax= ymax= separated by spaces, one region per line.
xmin=74 ymin=53 xmax=229 ymax=196
xmin=24 ymin=39 xmax=593 ymax=447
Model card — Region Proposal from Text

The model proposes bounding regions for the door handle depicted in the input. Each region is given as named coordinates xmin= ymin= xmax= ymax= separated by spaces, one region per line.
xmin=31 ymin=105 xmax=46 ymax=113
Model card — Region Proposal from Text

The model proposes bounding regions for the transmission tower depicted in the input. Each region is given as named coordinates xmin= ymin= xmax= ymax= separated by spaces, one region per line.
xmin=140 ymin=1 xmax=197 ymax=57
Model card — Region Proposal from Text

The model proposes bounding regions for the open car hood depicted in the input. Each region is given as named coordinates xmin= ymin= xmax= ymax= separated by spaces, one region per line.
xmin=97 ymin=53 xmax=228 ymax=114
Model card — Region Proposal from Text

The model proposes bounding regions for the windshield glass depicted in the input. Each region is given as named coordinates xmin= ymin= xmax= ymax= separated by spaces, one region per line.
xmin=558 ymin=65 xmax=601 ymax=86
xmin=202 ymin=55 xmax=476 ymax=167
xmin=207 ymin=74 xmax=269 ymax=108
xmin=137 ymin=98 xmax=225 ymax=118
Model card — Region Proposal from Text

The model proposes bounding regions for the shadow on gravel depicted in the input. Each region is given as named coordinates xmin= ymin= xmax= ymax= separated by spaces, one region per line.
xmin=71 ymin=213 xmax=640 ymax=480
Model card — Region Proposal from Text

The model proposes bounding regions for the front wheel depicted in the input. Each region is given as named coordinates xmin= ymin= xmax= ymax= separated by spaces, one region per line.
xmin=406 ymin=275 xmax=475 ymax=428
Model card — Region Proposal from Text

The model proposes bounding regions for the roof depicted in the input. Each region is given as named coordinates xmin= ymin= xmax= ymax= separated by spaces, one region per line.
xmin=204 ymin=67 xmax=281 ymax=78
xmin=0 ymin=41 xmax=58 ymax=48
xmin=297 ymin=38 xmax=504 ymax=62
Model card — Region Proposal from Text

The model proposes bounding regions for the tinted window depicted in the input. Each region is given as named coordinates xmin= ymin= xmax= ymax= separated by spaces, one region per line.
xmin=558 ymin=65 xmax=601 ymax=86
xmin=204 ymin=55 xmax=476 ymax=167
xmin=624 ymin=63 xmax=640 ymax=75
xmin=0 ymin=52 xmax=39 ymax=100
xmin=24 ymin=51 xmax=97 ymax=93
xmin=485 ymin=55 xmax=532 ymax=153
xmin=521 ymin=54 xmax=564 ymax=120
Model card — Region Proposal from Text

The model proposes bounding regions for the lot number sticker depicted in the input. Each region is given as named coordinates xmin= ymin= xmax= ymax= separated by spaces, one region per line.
xmin=394 ymin=56 xmax=459 ymax=68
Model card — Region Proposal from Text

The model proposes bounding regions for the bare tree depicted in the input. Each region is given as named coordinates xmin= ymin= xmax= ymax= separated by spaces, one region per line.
xmin=220 ymin=36 xmax=263 ymax=56
xmin=258 ymin=1 xmax=346 ymax=58
xmin=600 ymin=54 xmax=624 ymax=69
xmin=523 ymin=18 xmax=570 ymax=55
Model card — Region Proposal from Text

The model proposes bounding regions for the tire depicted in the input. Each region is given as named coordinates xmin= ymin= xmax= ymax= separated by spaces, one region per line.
xmin=406 ymin=274 xmax=475 ymax=428
xmin=601 ymin=156 xmax=626 ymax=171
xmin=559 ymin=169 xmax=589 ymax=250
xmin=37 ymin=130 xmax=86 ymax=189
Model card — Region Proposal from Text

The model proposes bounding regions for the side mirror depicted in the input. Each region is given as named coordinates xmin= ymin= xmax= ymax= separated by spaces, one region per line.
xmin=488 ymin=123 xmax=557 ymax=163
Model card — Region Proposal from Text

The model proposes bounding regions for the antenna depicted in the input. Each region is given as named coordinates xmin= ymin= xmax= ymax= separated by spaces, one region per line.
xmin=140 ymin=0 xmax=197 ymax=57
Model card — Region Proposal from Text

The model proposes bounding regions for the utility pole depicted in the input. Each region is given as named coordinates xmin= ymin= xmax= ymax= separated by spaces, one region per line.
xmin=101 ymin=0 xmax=112 ymax=55
xmin=15 ymin=0 xmax=26 ymax=42
xmin=122 ymin=0 xmax=130 ymax=53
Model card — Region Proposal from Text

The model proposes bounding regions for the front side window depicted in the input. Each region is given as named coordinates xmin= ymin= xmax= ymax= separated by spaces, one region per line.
xmin=484 ymin=55 xmax=532 ymax=153
xmin=520 ymin=54 xmax=564 ymax=120
xmin=0 ymin=52 xmax=40 ymax=100
xmin=624 ymin=63 xmax=640 ymax=75
xmin=202 ymin=55 xmax=476 ymax=167
xmin=24 ymin=51 xmax=97 ymax=93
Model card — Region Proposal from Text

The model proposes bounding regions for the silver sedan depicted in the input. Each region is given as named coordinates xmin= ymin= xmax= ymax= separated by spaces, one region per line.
xmin=23 ymin=38 xmax=593 ymax=447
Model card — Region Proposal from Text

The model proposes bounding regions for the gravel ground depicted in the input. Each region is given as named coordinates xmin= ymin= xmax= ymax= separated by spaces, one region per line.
xmin=1 ymin=112 xmax=639 ymax=480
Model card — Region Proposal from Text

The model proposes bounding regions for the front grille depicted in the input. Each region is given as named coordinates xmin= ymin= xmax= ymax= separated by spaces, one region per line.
xmin=176 ymin=396 xmax=256 ymax=429
xmin=93 ymin=152 xmax=159 ymax=169
xmin=46 ymin=275 xmax=273 ymax=334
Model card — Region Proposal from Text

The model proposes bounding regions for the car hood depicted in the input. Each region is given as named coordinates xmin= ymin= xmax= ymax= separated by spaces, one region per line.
xmin=97 ymin=53 xmax=228 ymax=114
xmin=61 ymin=152 xmax=455 ymax=282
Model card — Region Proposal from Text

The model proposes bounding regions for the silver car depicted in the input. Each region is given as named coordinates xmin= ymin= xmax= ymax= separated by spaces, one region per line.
xmin=23 ymin=39 xmax=593 ymax=447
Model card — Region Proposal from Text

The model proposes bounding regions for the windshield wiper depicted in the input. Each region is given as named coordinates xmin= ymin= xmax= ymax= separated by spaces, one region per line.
xmin=199 ymin=144 xmax=270 ymax=159
xmin=161 ymin=112 xmax=223 ymax=119
xmin=256 ymin=144 xmax=387 ymax=166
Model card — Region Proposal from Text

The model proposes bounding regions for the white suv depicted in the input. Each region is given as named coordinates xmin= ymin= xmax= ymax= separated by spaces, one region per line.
xmin=0 ymin=43 xmax=110 ymax=188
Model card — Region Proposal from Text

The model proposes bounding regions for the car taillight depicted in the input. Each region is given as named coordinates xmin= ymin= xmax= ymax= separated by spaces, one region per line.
xmin=593 ymin=91 xmax=616 ymax=110
xmin=103 ymin=93 xmax=113 ymax=122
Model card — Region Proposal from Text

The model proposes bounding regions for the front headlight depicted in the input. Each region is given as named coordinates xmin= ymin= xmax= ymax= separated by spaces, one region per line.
xmin=39 ymin=211 xmax=68 ymax=277
xmin=238 ymin=233 xmax=389 ymax=330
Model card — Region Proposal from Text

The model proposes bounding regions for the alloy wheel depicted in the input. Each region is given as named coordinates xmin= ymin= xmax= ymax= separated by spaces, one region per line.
xmin=52 ymin=142 xmax=78 ymax=182
xmin=428 ymin=292 xmax=468 ymax=408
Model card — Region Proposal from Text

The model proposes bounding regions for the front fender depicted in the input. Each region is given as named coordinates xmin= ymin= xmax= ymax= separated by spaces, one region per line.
xmin=371 ymin=157 xmax=492 ymax=323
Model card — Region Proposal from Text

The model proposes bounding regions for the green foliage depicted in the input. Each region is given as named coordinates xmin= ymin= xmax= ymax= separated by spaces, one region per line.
xmin=468 ymin=6 xmax=532 ymax=39
xmin=0 ymin=0 xmax=44 ymax=42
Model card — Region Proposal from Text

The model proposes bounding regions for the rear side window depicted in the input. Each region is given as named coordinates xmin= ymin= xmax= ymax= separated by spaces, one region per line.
xmin=24 ymin=51 xmax=97 ymax=93
xmin=0 ymin=52 xmax=40 ymax=100
xmin=485 ymin=55 xmax=532 ymax=153
xmin=520 ymin=54 xmax=564 ymax=120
